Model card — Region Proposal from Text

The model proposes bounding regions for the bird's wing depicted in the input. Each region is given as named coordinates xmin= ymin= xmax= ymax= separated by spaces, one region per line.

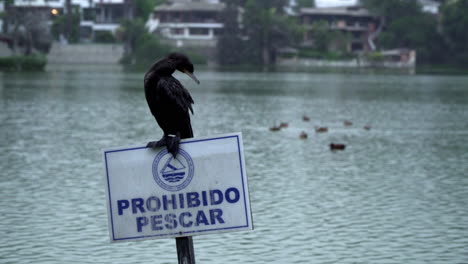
xmin=157 ymin=77 xmax=194 ymax=114
xmin=154 ymin=77 xmax=194 ymax=139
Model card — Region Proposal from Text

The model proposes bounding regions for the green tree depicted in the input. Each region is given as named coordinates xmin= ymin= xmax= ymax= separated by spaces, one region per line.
xmin=305 ymin=20 xmax=351 ymax=57
xmin=217 ymin=0 xmax=303 ymax=65
xmin=379 ymin=13 xmax=442 ymax=63
xmin=51 ymin=11 xmax=81 ymax=43
xmin=361 ymin=0 xmax=422 ymax=18
xmin=296 ymin=0 xmax=315 ymax=8
xmin=441 ymin=0 xmax=468 ymax=66
xmin=242 ymin=0 xmax=303 ymax=65
xmin=119 ymin=19 xmax=147 ymax=55
xmin=310 ymin=21 xmax=331 ymax=52
xmin=134 ymin=0 xmax=166 ymax=20
xmin=133 ymin=33 xmax=171 ymax=66
xmin=119 ymin=18 xmax=170 ymax=65
xmin=217 ymin=2 xmax=248 ymax=65
xmin=361 ymin=0 xmax=444 ymax=64
xmin=2 ymin=3 xmax=53 ymax=54
xmin=119 ymin=1 xmax=208 ymax=67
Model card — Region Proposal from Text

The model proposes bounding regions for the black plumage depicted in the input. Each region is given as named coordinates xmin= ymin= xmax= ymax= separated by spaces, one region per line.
xmin=144 ymin=53 xmax=199 ymax=157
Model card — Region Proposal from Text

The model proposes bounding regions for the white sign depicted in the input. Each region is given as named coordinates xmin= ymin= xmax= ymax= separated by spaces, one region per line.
xmin=103 ymin=133 xmax=253 ymax=242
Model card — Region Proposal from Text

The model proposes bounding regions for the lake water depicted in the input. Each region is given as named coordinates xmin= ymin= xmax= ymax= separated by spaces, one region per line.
xmin=1 ymin=67 xmax=467 ymax=264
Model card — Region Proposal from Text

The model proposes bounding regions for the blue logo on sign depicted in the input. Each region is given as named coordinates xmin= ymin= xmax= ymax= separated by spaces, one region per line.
xmin=152 ymin=149 xmax=194 ymax=191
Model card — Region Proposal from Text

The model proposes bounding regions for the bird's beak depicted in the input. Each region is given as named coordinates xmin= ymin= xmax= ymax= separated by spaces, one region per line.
xmin=182 ymin=69 xmax=200 ymax=85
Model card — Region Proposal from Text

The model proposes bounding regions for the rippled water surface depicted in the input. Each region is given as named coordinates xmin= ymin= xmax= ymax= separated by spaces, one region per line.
xmin=1 ymin=68 xmax=467 ymax=264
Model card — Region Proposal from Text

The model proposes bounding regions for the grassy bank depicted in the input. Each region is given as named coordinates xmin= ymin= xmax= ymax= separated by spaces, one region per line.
xmin=416 ymin=64 xmax=468 ymax=75
xmin=0 ymin=55 xmax=47 ymax=72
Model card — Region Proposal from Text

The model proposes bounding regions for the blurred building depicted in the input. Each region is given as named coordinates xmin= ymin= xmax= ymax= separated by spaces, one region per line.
xmin=418 ymin=0 xmax=440 ymax=14
xmin=5 ymin=0 xmax=132 ymax=42
xmin=145 ymin=0 xmax=225 ymax=61
xmin=315 ymin=0 xmax=359 ymax=8
xmin=147 ymin=0 xmax=225 ymax=49
xmin=299 ymin=6 xmax=379 ymax=52
xmin=80 ymin=0 xmax=133 ymax=41
xmin=379 ymin=48 xmax=416 ymax=67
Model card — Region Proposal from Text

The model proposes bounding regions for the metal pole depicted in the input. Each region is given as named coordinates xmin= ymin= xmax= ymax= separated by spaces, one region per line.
xmin=176 ymin=236 xmax=195 ymax=264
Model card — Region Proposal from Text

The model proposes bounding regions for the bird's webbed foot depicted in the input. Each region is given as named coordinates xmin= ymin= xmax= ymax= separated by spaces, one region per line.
xmin=146 ymin=133 xmax=181 ymax=158
xmin=146 ymin=138 xmax=166 ymax=149
xmin=165 ymin=133 xmax=181 ymax=158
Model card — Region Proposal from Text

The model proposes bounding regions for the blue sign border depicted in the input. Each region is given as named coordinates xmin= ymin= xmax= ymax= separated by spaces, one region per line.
xmin=104 ymin=134 xmax=251 ymax=242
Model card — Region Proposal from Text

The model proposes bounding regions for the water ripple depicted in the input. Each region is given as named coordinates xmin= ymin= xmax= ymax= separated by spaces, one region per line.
xmin=1 ymin=71 xmax=468 ymax=263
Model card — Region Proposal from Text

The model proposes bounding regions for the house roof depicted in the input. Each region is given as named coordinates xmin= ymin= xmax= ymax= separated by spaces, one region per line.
xmin=300 ymin=6 xmax=373 ymax=17
xmin=154 ymin=2 xmax=225 ymax=12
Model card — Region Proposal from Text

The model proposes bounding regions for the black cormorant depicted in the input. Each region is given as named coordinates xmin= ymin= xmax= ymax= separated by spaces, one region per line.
xmin=144 ymin=53 xmax=200 ymax=157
